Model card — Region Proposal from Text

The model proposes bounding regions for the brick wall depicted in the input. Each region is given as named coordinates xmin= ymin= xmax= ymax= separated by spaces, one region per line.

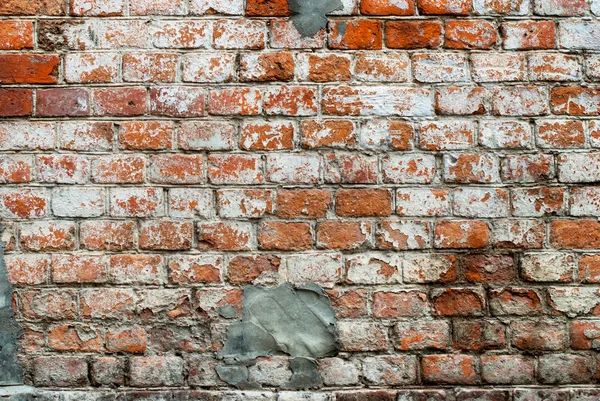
xmin=1 ymin=0 xmax=600 ymax=399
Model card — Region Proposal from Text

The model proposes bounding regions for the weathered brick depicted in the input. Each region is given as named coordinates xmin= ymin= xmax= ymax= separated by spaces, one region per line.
xmin=346 ymin=253 xmax=401 ymax=284
xmin=471 ymin=53 xmax=526 ymax=82
xmin=373 ymin=290 xmax=427 ymax=318
xmin=454 ymin=320 xmax=506 ymax=351
xmin=422 ymin=355 xmax=478 ymax=385
xmin=318 ymin=221 xmax=371 ymax=250
xmin=445 ymin=20 xmax=497 ymax=49
xmin=413 ymin=52 xmax=470 ymax=83
xmin=502 ymin=21 xmax=555 ymax=50
xmin=198 ymin=221 xmax=253 ymax=251
xmin=435 ymin=220 xmax=490 ymax=249
xmin=150 ymin=87 xmax=205 ymax=117
xmin=385 ymin=20 xmax=442 ymax=49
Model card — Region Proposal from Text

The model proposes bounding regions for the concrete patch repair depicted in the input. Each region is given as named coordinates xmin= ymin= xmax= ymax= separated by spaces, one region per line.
xmin=217 ymin=284 xmax=339 ymax=389
xmin=0 ymin=225 xmax=23 ymax=386
xmin=289 ymin=0 xmax=343 ymax=37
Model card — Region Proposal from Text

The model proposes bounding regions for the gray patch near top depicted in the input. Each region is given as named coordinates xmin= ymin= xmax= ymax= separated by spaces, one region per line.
xmin=288 ymin=0 xmax=343 ymax=37
xmin=0 ymin=224 xmax=24 ymax=385
xmin=217 ymin=284 xmax=339 ymax=389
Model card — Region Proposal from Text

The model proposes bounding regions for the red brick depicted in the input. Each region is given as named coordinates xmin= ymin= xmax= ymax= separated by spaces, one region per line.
xmin=36 ymin=88 xmax=91 ymax=117
xmin=338 ymin=321 xmax=388 ymax=351
xmin=213 ymin=19 xmax=265 ymax=50
xmin=324 ymin=153 xmax=378 ymax=184
xmin=33 ymin=357 xmax=88 ymax=387
xmin=198 ymin=222 xmax=253 ymax=251
xmin=327 ymin=289 xmax=368 ymax=318
xmin=481 ymin=355 xmax=534 ymax=384
xmin=90 ymin=357 xmax=123 ymax=386
xmin=148 ymin=154 xmax=205 ymax=184
xmin=180 ymin=121 xmax=235 ymax=151
xmin=130 ymin=0 xmax=185 ymax=14
xmin=301 ymin=120 xmax=355 ymax=149
xmin=264 ymin=86 xmax=317 ymax=116
xmin=70 ymin=0 xmax=125 ymax=15
xmin=570 ymin=320 xmax=600 ymax=349
xmin=80 ymin=288 xmax=136 ymax=319
xmin=275 ymin=189 xmax=331 ymax=219
xmin=361 ymin=0 xmax=414 ymax=14
xmin=59 ymin=121 xmax=113 ymax=151
xmin=168 ymin=255 xmax=222 ymax=284
xmin=228 ymin=255 xmax=280 ymax=285
xmin=551 ymin=219 xmax=600 ymax=249
xmin=240 ymin=52 xmax=294 ymax=82
xmin=445 ymin=20 xmax=497 ymax=49
xmin=471 ymin=52 xmax=526 ymax=82
xmin=0 ymin=155 xmax=32 ymax=183
xmin=435 ymin=220 xmax=490 ymax=249
xmin=0 ymin=188 xmax=47 ymax=218
xmin=317 ymin=221 xmax=371 ymax=250
xmin=139 ymin=221 xmax=193 ymax=251
xmin=464 ymin=254 xmax=515 ymax=282
xmin=48 ymin=323 xmax=103 ymax=352
xmin=267 ymin=153 xmax=320 ymax=184
xmin=385 ymin=20 xmax=442 ymax=49
xmin=0 ymin=0 xmax=65 ymax=14
xmin=110 ymin=187 xmax=164 ymax=217
xmin=419 ymin=120 xmax=475 ymax=150
xmin=454 ymin=320 xmax=506 ymax=351
xmin=375 ymin=220 xmax=431 ymax=250
xmin=64 ymin=53 xmax=119 ymax=83
xmin=80 ymin=220 xmax=135 ymax=251
xmin=123 ymin=53 xmax=178 ymax=83
xmin=432 ymin=288 xmax=486 ymax=316
xmin=436 ymin=87 xmax=487 ymax=115
xmin=182 ymin=53 xmax=236 ymax=83
xmin=579 ymin=255 xmax=600 ymax=283
xmin=322 ymin=86 xmax=433 ymax=116
xmin=20 ymin=221 xmax=76 ymax=252
xmin=537 ymin=120 xmax=585 ymax=148
xmin=5 ymin=254 xmax=49 ymax=285
xmin=551 ymin=87 xmax=600 ymax=116
xmin=208 ymin=154 xmax=263 ymax=184
xmin=502 ymin=21 xmax=555 ymax=50
xmin=270 ymin=20 xmax=326 ymax=49
xmin=336 ymin=189 xmax=392 ymax=217
xmin=354 ymin=52 xmax=410 ymax=82
xmin=110 ymin=254 xmax=163 ymax=284
xmin=246 ymin=0 xmax=289 ymax=15
xmin=0 ymin=89 xmax=32 ymax=117
xmin=511 ymin=320 xmax=566 ymax=350
xmin=20 ymin=289 xmax=77 ymax=320
xmin=0 ymin=54 xmax=58 ymax=84
xmin=298 ymin=53 xmax=351 ymax=82
xmin=37 ymin=154 xmax=89 ymax=184
xmin=106 ymin=325 xmax=147 ymax=353
xmin=93 ymin=87 xmax=147 ymax=116
xmin=241 ymin=120 xmax=294 ymax=150
xmin=52 ymin=254 xmax=107 ymax=283
xmin=444 ymin=153 xmax=500 ymax=183
xmin=258 ymin=221 xmax=312 ymax=251
xmin=91 ymin=155 xmax=145 ymax=184
xmin=150 ymin=87 xmax=205 ymax=117
xmin=394 ymin=321 xmax=450 ymax=350
xmin=328 ymin=20 xmax=383 ymax=50
xmin=119 ymin=121 xmax=174 ymax=150
xmin=209 ymin=87 xmax=262 ymax=115
xmin=528 ymin=53 xmax=582 ymax=81
xmin=502 ymin=154 xmax=554 ymax=183
xmin=152 ymin=20 xmax=209 ymax=48
xmin=0 ymin=21 xmax=34 ymax=49
xmin=373 ymin=290 xmax=428 ymax=318
xmin=422 ymin=355 xmax=478 ymax=385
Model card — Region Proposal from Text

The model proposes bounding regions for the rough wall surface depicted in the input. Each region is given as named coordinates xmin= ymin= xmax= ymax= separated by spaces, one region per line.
xmin=2 ymin=0 xmax=600 ymax=399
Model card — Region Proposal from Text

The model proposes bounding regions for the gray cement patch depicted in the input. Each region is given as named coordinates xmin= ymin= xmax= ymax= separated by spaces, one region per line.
xmin=217 ymin=284 xmax=338 ymax=389
xmin=0 ymin=224 xmax=24 ymax=386
xmin=289 ymin=0 xmax=343 ymax=37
